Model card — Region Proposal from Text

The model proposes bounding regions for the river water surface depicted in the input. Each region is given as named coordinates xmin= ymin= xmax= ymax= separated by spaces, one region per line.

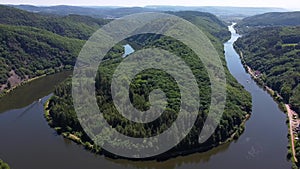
xmin=0 ymin=24 xmax=291 ymax=169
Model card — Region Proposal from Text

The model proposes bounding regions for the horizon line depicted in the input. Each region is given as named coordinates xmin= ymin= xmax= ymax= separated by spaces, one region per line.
xmin=0 ymin=3 xmax=292 ymax=9
xmin=2 ymin=3 xmax=300 ymax=11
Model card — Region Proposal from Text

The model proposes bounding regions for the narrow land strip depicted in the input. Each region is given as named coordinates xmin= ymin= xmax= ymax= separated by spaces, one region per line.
xmin=286 ymin=104 xmax=298 ymax=163
xmin=238 ymin=51 xmax=298 ymax=163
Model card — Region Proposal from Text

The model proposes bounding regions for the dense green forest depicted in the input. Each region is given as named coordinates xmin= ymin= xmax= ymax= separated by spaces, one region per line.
xmin=0 ymin=4 xmax=252 ymax=160
xmin=0 ymin=5 xmax=108 ymax=92
xmin=47 ymin=11 xmax=252 ymax=159
xmin=234 ymin=26 xmax=300 ymax=113
xmin=236 ymin=14 xmax=300 ymax=168
xmin=0 ymin=6 xmax=230 ymax=94
xmin=0 ymin=159 xmax=9 ymax=169
xmin=0 ymin=25 xmax=84 ymax=85
xmin=0 ymin=5 xmax=110 ymax=40
xmin=235 ymin=12 xmax=300 ymax=33
xmin=167 ymin=11 xmax=230 ymax=43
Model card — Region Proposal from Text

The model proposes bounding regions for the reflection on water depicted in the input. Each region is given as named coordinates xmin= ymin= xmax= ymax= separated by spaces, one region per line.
xmin=0 ymin=26 xmax=291 ymax=169
xmin=0 ymin=71 xmax=72 ymax=113
xmin=108 ymin=143 xmax=231 ymax=169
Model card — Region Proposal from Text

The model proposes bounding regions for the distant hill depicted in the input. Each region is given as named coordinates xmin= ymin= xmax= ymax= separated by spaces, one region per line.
xmin=0 ymin=5 xmax=230 ymax=93
xmin=46 ymin=7 xmax=252 ymax=161
xmin=0 ymin=5 xmax=109 ymax=91
xmin=0 ymin=4 xmax=253 ymax=162
xmin=168 ymin=11 xmax=230 ymax=42
xmin=0 ymin=5 xmax=109 ymax=40
xmin=0 ymin=5 xmax=230 ymax=45
xmin=10 ymin=5 xmax=288 ymax=19
xmin=0 ymin=24 xmax=84 ymax=89
xmin=9 ymin=5 xmax=157 ymax=18
xmin=148 ymin=6 xmax=287 ymax=17
xmin=236 ymin=11 xmax=300 ymax=33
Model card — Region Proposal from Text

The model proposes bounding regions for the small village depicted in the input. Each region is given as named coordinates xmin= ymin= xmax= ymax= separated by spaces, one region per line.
xmin=287 ymin=104 xmax=300 ymax=163
xmin=245 ymin=63 xmax=300 ymax=163
xmin=291 ymin=110 xmax=300 ymax=141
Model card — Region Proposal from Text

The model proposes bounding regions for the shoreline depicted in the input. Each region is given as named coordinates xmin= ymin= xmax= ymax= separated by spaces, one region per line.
xmin=236 ymin=50 xmax=286 ymax=110
xmin=235 ymin=49 xmax=299 ymax=164
xmin=0 ymin=74 xmax=46 ymax=98
xmin=286 ymin=104 xmax=298 ymax=163
xmin=44 ymin=98 xmax=251 ymax=162
xmin=0 ymin=68 xmax=72 ymax=99
xmin=41 ymin=25 xmax=252 ymax=162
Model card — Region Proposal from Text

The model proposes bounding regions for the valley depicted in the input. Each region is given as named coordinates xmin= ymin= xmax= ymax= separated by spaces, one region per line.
xmin=0 ymin=3 xmax=299 ymax=169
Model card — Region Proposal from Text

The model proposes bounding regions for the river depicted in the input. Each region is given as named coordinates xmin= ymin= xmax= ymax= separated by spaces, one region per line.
xmin=0 ymin=24 xmax=291 ymax=169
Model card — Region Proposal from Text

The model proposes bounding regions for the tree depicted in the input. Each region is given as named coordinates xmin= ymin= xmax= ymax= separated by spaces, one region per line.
xmin=0 ymin=159 xmax=10 ymax=169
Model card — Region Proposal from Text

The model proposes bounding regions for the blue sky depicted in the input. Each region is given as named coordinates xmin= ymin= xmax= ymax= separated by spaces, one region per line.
xmin=1 ymin=0 xmax=299 ymax=10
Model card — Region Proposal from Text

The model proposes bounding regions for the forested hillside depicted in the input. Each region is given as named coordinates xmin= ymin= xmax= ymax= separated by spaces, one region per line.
xmin=0 ymin=5 xmax=108 ymax=93
xmin=234 ymin=26 xmax=300 ymax=113
xmin=0 ymin=4 xmax=252 ymax=160
xmin=0 ymin=6 xmax=230 ymax=94
xmin=47 ymin=11 xmax=252 ymax=159
xmin=235 ymin=12 xmax=300 ymax=33
xmin=168 ymin=11 xmax=230 ymax=43
xmin=0 ymin=5 xmax=109 ymax=40
xmin=0 ymin=25 xmax=84 ymax=90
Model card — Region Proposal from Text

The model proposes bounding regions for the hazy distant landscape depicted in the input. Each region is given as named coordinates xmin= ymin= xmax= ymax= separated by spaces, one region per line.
xmin=10 ymin=5 xmax=288 ymax=19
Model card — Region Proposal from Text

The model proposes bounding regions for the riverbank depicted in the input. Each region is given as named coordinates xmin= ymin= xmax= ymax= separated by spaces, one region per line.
xmin=286 ymin=104 xmax=298 ymax=163
xmin=0 ymin=22 xmax=291 ymax=169
xmin=0 ymin=74 xmax=46 ymax=98
xmin=236 ymin=50 xmax=286 ymax=109
xmin=44 ymin=99 xmax=87 ymax=146
xmin=42 ymin=23 xmax=252 ymax=162
xmin=44 ymin=96 xmax=251 ymax=161
xmin=0 ymin=69 xmax=71 ymax=99
xmin=235 ymin=49 xmax=299 ymax=166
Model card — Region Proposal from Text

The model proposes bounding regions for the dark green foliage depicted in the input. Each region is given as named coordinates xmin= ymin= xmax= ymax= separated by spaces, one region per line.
xmin=237 ymin=16 xmax=300 ymax=167
xmin=0 ymin=4 xmax=252 ymax=159
xmin=0 ymin=57 xmax=8 ymax=84
xmin=0 ymin=159 xmax=10 ymax=169
xmin=291 ymin=84 xmax=300 ymax=113
xmin=0 ymin=5 xmax=109 ymax=40
xmin=296 ymin=141 xmax=300 ymax=163
xmin=0 ymin=5 xmax=111 ymax=91
xmin=48 ymin=11 xmax=251 ymax=158
xmin=168 ymin=11 xmax=231 ymax=43
xmin=235 ymin=26 xmax=300 ymax=113
xmin=49 ymin=80 xmax=83 ymax=134
xmin=0 ymin=24 xmax=84 ymax=86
